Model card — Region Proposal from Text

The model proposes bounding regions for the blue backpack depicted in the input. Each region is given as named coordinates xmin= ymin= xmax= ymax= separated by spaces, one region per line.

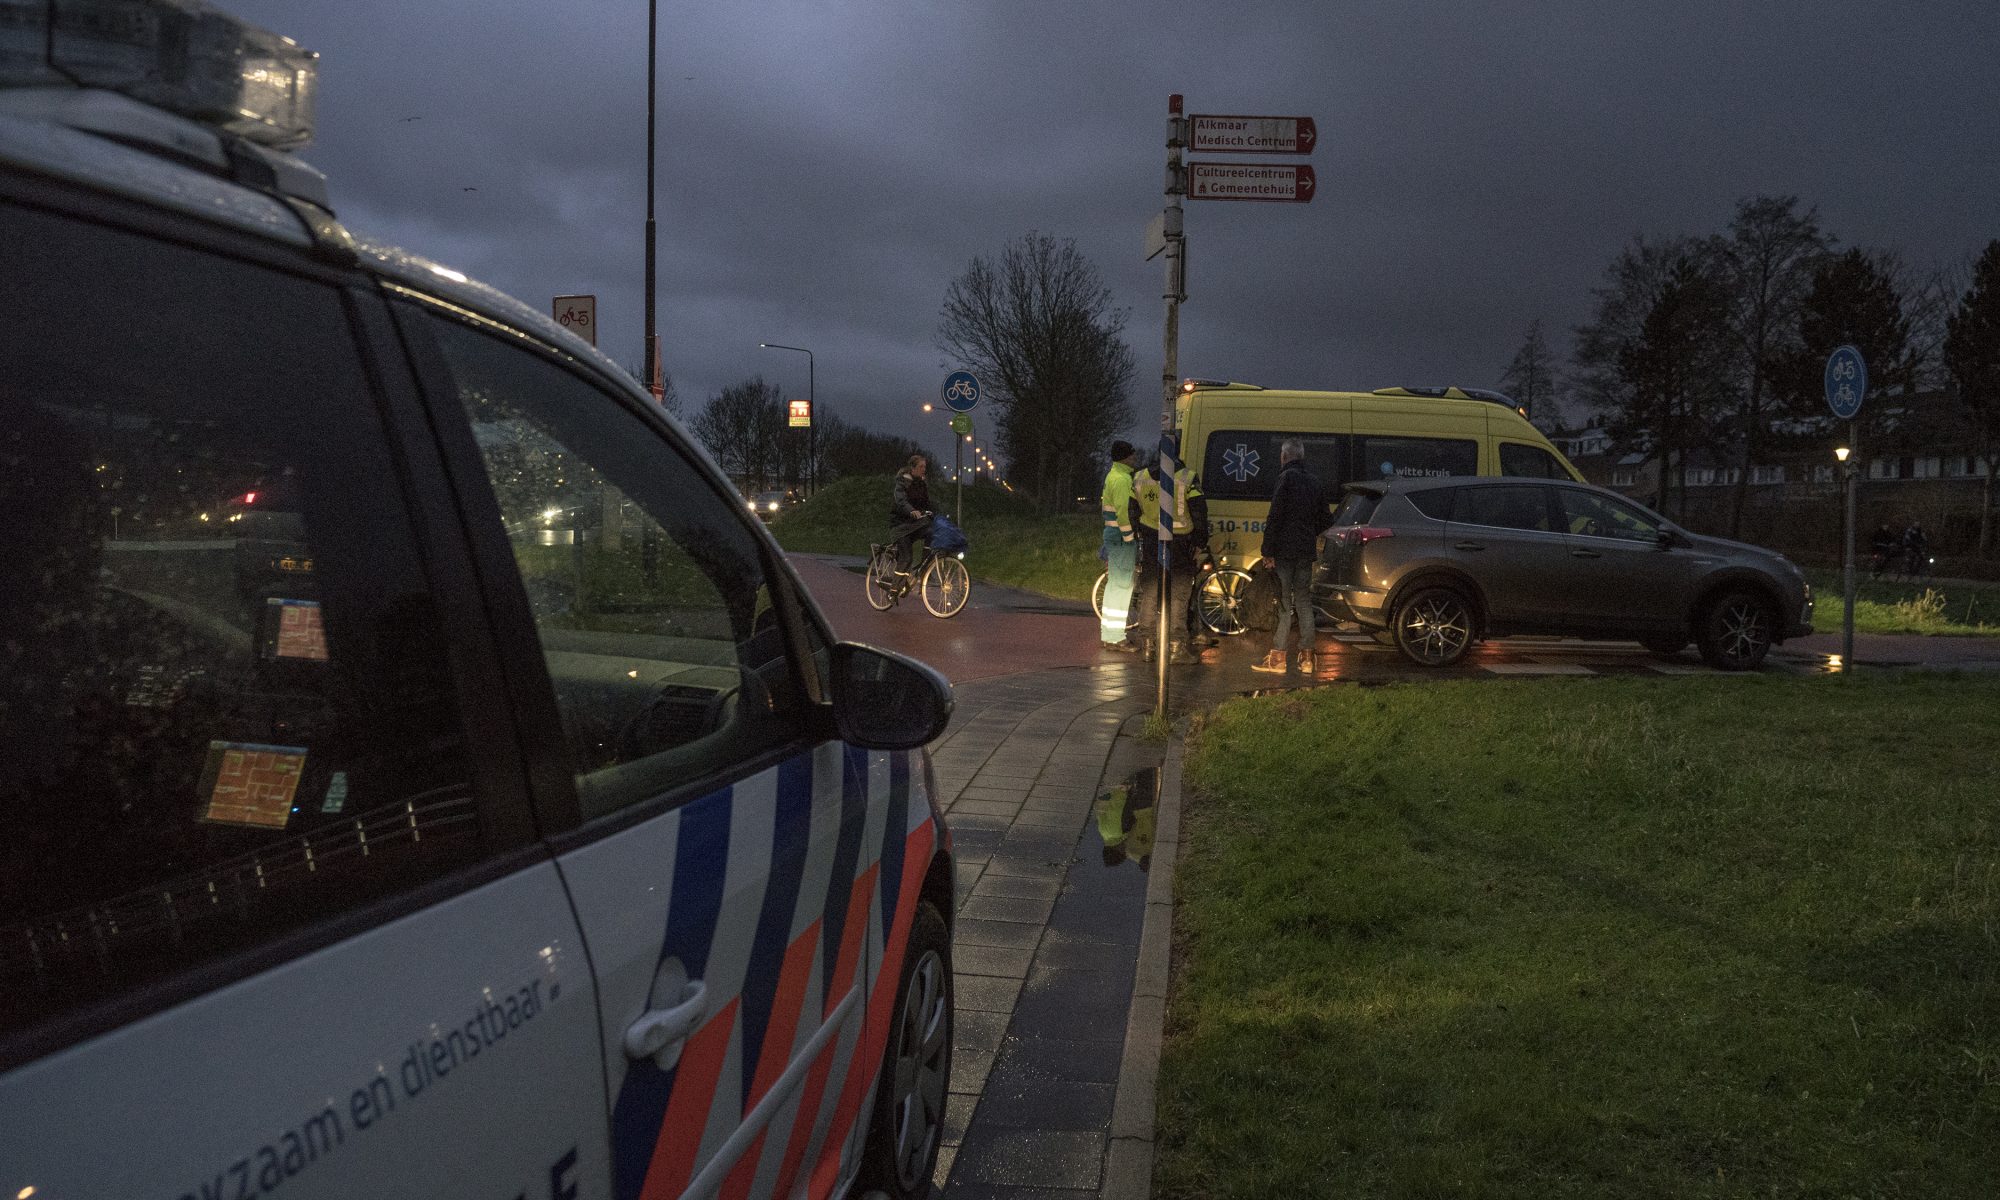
xmin=928 ymin=514 xmax=969 ymax=554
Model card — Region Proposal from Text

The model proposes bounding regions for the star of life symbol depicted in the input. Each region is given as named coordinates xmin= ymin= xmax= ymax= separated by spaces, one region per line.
xmin=1222 ymin=443 xmax=1260 ymax=482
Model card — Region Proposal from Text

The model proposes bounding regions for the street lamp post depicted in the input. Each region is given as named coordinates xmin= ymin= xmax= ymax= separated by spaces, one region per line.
xmin=1837 ymin=441 xmax=1857 ymax=667
xmin=759 ymin=343 xmax=814 ymax=494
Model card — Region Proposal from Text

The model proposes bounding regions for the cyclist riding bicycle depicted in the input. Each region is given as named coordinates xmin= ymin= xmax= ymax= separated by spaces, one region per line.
xmin=888 ymin=454 xmax=933 ymax=576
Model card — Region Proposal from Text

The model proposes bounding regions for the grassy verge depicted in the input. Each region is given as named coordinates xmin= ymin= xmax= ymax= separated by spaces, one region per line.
xmin=1162 ymin=675 xmax=2000 ymax=1198
xmin=1806 ymin=569 xmax=2000 ymax=637
xmin=768 ymin=474 xmax=1101 ymax=602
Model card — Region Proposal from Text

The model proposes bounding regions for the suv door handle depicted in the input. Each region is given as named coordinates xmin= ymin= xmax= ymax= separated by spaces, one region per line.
xmin=1452 ymin=541 xmax=1486 ymax=551
xmin=1570 ymin=548 xmax=1602 ymax=559
xmin=625 ymin=980 xmax=709 ymax=1070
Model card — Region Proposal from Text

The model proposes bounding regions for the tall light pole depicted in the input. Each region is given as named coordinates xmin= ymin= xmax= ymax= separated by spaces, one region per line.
xmin=642 ymin=0 xmax=660 ymax=401
xmin=1837 ymin=443 xmax=1856 ymax=667
xmin=759 ymin=343 xmax=814 ymax=493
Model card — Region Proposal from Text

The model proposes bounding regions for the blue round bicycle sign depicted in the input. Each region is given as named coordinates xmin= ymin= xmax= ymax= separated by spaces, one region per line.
xmin=1824 ymin=345 xmax=1867 ymax=420
xmin=942 ymin=370 xmax=980 ymax=413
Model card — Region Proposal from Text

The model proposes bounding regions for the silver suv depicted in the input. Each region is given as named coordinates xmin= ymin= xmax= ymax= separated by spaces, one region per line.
xmin=1319 ymin=476 xmax=1813 ymax=669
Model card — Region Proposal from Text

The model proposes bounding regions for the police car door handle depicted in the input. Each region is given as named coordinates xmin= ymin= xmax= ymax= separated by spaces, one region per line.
xmin=1452 ymin=541 xmax=1486 ymax=552
xmin=624 ymin=980 xmax=709 ymax=1070
xmin=1570 ymin=548 xmax=1602 ymax=559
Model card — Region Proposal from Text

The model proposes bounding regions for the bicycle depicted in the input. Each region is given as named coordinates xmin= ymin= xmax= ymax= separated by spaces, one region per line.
xmin=1092 ymin=563 xmax=1255 ymax=637
xmin=866 ymin=523 xmax=971 ymax=618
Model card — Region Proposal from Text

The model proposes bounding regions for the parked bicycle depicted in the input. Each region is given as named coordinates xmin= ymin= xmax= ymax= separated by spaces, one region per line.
xmin=866 ymin=514 xmax=971 ymax=618
xmin=1092 ymin=563 xmax=1255 ymax=637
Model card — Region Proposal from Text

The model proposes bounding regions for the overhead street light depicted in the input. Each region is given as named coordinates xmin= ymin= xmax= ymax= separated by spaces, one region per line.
xmin=759 ymin=342 xmax=814 ymax=494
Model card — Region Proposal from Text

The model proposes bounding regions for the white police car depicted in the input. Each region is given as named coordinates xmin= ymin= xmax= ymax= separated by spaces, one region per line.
xmin=0 ymin=4 xmax=955 ymax=1197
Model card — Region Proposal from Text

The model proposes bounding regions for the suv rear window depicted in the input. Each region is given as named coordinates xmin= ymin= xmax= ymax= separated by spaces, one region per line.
xmin=1330 ymin=490 xmax=1381 ymax=525
xmin=1406 ymin=488 xmax=1456 ymax=520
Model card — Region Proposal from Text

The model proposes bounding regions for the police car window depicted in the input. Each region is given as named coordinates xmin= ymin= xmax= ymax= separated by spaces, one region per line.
xmin=1356 ymin=435 xmax=1479 ymax=481
xmin=1456 ymin=485 xmax=1556 ymax=532
xmin=1558 ymin=488 xmax=1662 ymax=543
xmin=1500 ymin=442 xmax=1568 ymax=479
xmin=0 ymin=201 xmax=481 ymax=1041
xmin=420 ymin=315 xmax=801 ymax=819
xmin=1201 ymin=430 xmax=1349 ymax=500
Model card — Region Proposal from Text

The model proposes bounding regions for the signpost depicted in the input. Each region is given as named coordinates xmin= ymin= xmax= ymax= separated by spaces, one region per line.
xmin=1826 ymin=345 xmax=1868 ymax=668
xmin=1188 ymin=114 xmax=1316 ymax=155
xmin=942 ymin=372 xmax=980 ymax=523
xmin=1186 ymin=161 xmax=1316 ymax=203
xmin=552 ymin=295 xmax=596 ymax=347
xmin=1146 ymin=97 xmax=1317 ymax=719
xmin=788 ymin=399 xmax=812 ymax=428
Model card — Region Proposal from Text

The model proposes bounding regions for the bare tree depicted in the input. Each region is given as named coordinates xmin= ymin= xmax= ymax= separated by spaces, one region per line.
xmin=1711 ymin=195 xmax=1834 ymax=535
xmin=1944 ymin=240 xmax=2000 ymax=553
xmin=1499 ymin=319 xmax=1561 ymax=426
xmin=936 ymin=232 xmax=1136 ymax=511
xmin=693 ymin=375 xmax=786 ymax=488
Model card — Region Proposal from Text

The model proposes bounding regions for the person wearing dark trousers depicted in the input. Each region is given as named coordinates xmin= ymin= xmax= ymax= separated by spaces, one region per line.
xmin=1128 ymin=457 xmax=1164 ymax=655
xmin=887 ymin=454 xmax=931 ymax=575
xmin=1251 ymin=439 xmax=1329 ymax=674
xmin=1176 ymin=470 xmax=1214 ymax=652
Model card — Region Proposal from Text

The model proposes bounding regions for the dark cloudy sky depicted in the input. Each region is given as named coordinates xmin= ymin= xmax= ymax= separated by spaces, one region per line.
xmin=244 ymin=1 xmax=1998 ymax=465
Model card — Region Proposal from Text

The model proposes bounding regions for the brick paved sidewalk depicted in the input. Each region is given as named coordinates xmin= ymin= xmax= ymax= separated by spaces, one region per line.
xmin=924 ymin=661 xmax=1164 ymax=1197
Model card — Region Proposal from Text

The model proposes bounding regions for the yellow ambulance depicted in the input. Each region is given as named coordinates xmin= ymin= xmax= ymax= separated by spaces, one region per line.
xmin=1175 ymin=381 xmax=1583 ymax=570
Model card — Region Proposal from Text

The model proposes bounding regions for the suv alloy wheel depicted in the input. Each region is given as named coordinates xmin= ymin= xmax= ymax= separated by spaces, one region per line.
xmin=1697 ymin=590 xmax=1775 ymax=671
xmin=1394 ymin=586 xmax=1476 ymax=667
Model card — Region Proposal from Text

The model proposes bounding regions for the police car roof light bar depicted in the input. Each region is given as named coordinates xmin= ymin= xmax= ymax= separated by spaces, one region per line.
xmin=0 ymin=0 xmax=317 ymax=149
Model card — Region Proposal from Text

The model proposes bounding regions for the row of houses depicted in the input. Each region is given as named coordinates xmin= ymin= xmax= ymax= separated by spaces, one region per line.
xmin=1545 ymin=394 xmax=1997 ymax=563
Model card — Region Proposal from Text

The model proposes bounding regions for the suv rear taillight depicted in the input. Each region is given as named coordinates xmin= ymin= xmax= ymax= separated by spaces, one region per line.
xmin=1333 ymin=525 xmax=1396 ymax=545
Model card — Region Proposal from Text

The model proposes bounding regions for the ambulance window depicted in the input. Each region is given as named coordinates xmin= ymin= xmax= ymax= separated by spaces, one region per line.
xmin=1201 ymin=430 xmax=1349 ymax=500
xmin=1500 ymin=442 xmax=1569 ymax=479
xmin=0 ymin=201 xmax=482 ymax=1045
xmin=1355 ymin=435 xmax=1479 ymax=480
xmin=418 ymin=314 xmax=805 ymax=820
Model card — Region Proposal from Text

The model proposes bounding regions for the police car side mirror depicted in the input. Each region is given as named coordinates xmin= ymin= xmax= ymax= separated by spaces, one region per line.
xmin=830 ymin=643 xmax=954 ymax=750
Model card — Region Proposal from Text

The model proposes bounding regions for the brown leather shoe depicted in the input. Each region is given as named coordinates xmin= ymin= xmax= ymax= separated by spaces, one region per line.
xmin=1250 ymin=649 xmax=1288 ymax=673
xmin=1299 ymin=650 xmax=1317 ymax=674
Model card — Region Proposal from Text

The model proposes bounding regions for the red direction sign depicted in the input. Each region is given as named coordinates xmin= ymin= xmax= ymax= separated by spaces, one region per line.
xmin=1188 ymin=114 xmax=1316 ymax=155
xmin=1187 ymin=162 xmax=1316 ymax=203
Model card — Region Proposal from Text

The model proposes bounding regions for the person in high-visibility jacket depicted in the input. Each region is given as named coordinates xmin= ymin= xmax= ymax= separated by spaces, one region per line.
xmin=1128 ymin=460 xmax=1164 ymax=653
xmin=1165 ymin=465 xmax=1211 ymax=658
xmin=1099 ymin=440 xmax=1143 ymax=650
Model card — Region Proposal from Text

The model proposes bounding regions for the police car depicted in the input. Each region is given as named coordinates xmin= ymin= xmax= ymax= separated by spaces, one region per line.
xmin=0 ymin=4 xmax=955 ymax=1197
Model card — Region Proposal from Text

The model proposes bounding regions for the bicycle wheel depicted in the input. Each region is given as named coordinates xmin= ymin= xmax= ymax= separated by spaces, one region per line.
xmin=864 ymin=548 xmax=898 ymax=611
xmin=1091 ymin=571 xmax=1107 ymax=620
xmin=921 ymin=556 xmax=971 ymax=618
xmin=1196 ymin=568 xmax=1254 ymax=636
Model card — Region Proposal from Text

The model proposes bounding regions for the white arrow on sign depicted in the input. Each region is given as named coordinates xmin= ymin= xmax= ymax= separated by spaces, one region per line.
xmin=1188 ymin=114 xmax=1316 ymax=155
xmin=1186 ymin=162 xmax=1316 ymax=203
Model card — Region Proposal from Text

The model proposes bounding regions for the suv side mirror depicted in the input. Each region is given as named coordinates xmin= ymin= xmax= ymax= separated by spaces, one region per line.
xmin=829 ymin=642 xmax=954 ymax=749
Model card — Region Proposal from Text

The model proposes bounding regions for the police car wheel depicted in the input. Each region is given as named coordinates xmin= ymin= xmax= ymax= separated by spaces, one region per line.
xmin=861 ymin=899 xmax=952 ymax=1198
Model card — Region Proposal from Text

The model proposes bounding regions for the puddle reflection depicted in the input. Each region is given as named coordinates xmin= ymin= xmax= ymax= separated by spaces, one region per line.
xmin=1094 ymin=766 xmax=1159 ymax=872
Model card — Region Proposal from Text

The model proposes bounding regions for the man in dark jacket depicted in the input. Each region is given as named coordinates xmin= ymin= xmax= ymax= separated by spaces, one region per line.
xmin=1252 ymin=440 xmax=1329 ymax=674
xmin=888 ymin=454 xmax=931 ymax=574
